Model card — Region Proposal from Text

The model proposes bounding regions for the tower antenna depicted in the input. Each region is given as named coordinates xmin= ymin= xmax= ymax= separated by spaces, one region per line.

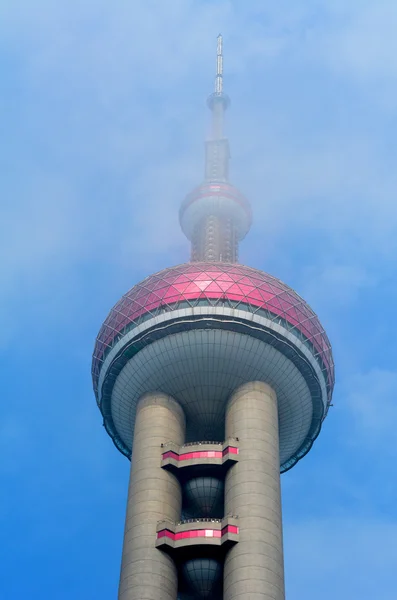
xmin=207 ymin=33 xmax=230 ymax=140
xmin=215 ymin=33 xmax=223 ymax=94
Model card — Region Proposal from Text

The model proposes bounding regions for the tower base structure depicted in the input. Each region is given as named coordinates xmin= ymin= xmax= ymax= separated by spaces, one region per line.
xmin=118 ymin=383 xmax=285 ymax=600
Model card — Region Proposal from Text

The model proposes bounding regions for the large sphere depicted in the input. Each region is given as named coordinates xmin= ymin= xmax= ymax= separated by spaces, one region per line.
xmin=92 ymin=262 xmax=334 ymax=472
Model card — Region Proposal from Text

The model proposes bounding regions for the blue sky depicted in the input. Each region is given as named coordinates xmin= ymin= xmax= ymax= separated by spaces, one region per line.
xmin=1 ymin=1 xmax=397 ymax=598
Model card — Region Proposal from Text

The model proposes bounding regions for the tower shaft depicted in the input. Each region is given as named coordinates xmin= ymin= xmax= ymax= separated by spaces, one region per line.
xmin=224 ymin=382 xmax=285 ymax=600
xmin=191 ymin=214 xmax=238 ymax=263
xmin=119 ymin=393 xmax=185 ymax=600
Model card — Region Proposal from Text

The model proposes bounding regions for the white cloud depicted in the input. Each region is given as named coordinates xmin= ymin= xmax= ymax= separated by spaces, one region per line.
xmin=314 ymin=1 xmax=397 ymax=83
xmin=301 ymin=264 xmax=375 ymax=309
xmin=1 ymin=0 xmax=396 ymax=335
xmin=346 ymin=369 xmax=397 ymax=444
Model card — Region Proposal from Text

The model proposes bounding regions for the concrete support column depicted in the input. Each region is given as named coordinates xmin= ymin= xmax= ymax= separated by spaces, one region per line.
xmin=224 ymin=382 xmax=285 ymax=600
xmin=118 ymin=392 xmax=185 ymax=600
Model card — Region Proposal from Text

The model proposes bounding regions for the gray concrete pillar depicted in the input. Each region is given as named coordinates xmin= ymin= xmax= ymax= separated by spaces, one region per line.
xmin=224 ymin=382 xmax=285 ymax=600
xmin=118 ymin=392 xmax=185 ymax=600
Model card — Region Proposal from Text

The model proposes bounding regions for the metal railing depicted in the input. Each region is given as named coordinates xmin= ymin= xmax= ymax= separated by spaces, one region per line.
xmin=178 ymin=517 xmax=222 ymax=525
xmin=157 ymin=515 xmax=239 ymax=526
xmin=161 ymin=438 xmax=239 ymax=449
xmin=182 ymin=440 xmax=222 ymax=447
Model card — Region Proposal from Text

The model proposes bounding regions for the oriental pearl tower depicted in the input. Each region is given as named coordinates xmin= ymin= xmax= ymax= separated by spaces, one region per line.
xmin=92 ymin=35 xmax=335 ymax=600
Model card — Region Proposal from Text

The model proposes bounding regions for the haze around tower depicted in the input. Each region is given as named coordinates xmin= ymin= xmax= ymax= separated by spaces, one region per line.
xmin=1 ymin=2 xmax=397 ymax=600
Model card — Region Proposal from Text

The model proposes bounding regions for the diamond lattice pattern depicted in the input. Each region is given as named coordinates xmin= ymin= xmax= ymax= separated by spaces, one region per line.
xmin=92 ymin=262 xmax=334 ymax=394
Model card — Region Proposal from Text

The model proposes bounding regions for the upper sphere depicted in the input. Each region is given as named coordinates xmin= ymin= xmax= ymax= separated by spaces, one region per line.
xmin=179 ymin=182 xmax=252 ymax=241
xmin=92 ymin=263 xmax=334 ymax=472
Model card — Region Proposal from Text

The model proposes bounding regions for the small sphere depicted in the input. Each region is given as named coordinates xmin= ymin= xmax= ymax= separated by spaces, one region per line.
xmin=179 ymin=182 xmax=252 ymax=241
xmin=182 ymin=558 xmax=222 ymax=598
xmin=183 ymin=477 xmax=224 ymax=519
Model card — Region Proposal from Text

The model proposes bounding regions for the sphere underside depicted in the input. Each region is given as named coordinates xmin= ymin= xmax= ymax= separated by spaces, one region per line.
xmin=111 ymin=328 xmax=314 ymax=468
xmin=93 ymin=262 xmax=334 ymax=472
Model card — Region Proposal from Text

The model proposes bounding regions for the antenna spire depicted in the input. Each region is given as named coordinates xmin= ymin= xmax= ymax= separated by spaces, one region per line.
xmin=204 ymin=35 xmax=231 ymax=182
xmin=207 ymin=34 xmax=230 ymax=138
xmin=215 ymin=34 xmax=223 ymax=94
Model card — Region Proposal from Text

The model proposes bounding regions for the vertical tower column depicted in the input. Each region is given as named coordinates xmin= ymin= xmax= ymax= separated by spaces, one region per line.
xmin=191 ymin=215 xmax=238 ymax=263
xmin=224 ymin=382 xmax=285 ymax=600
xmin=118 ymin=393 xmax=185 ymax=600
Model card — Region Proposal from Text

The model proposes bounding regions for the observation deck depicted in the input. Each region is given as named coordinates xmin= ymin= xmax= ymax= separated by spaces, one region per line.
xmin=156 ymin=517 xmax=239 ymax=551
